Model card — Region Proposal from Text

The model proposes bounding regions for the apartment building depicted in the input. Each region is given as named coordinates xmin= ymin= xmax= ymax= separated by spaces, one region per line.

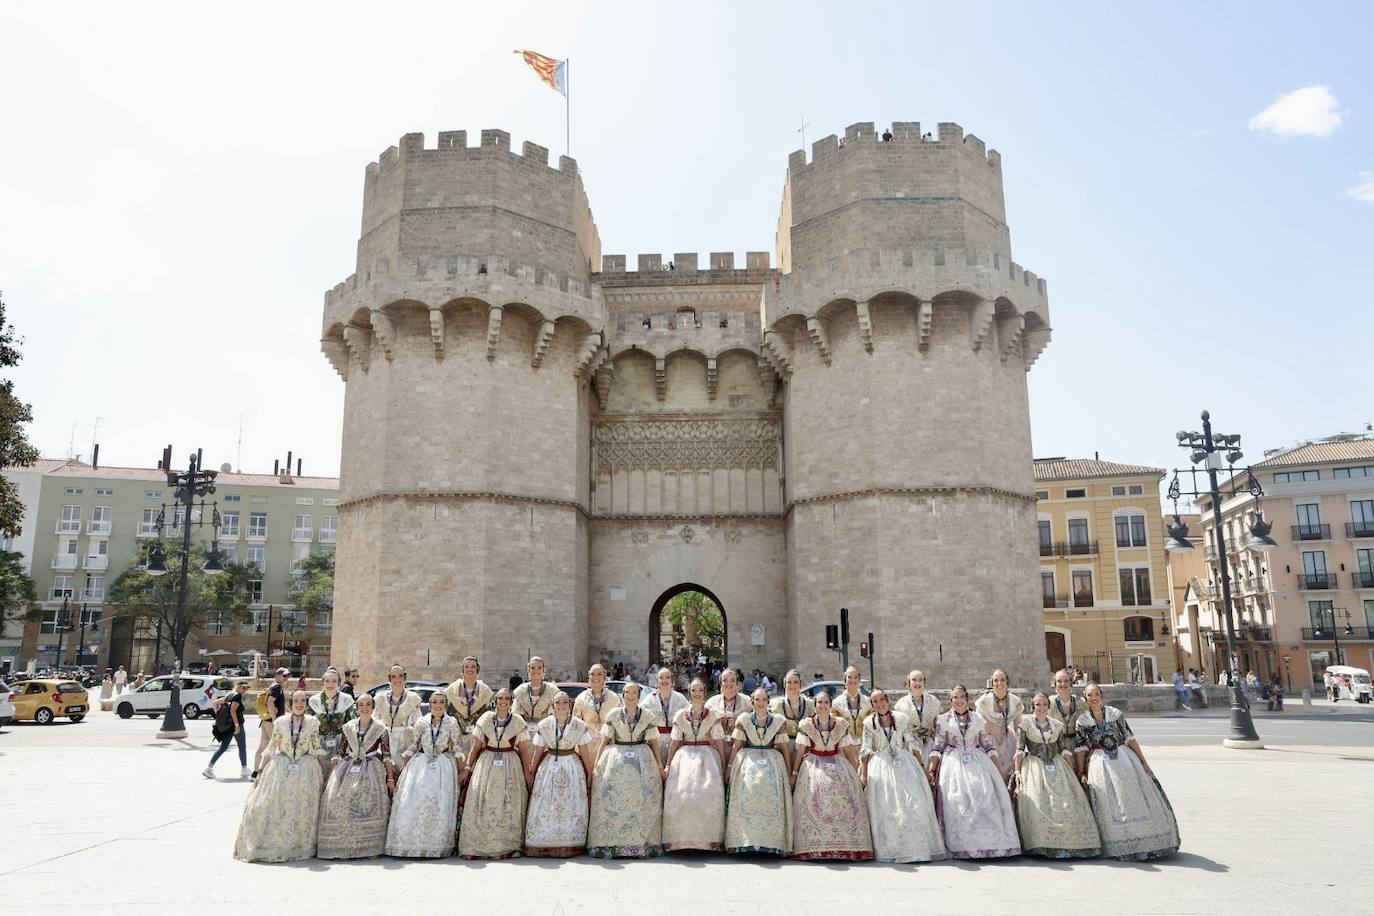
xmin=3 ymin=456 xmax=338 ymax=676
xmin=1190 ymin=434 xmax=1374 ymax=690
xmin=1034 ymin=458 xmax=1176 ymax=685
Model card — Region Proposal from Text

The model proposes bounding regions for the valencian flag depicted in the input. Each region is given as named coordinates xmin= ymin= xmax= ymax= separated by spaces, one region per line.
xmin=515 ymin=49 xmax=567 ymax=97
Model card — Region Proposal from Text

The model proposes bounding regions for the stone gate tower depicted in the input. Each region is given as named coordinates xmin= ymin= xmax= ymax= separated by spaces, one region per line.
xmin=321 ymin=121 xmax=1052 ymax=688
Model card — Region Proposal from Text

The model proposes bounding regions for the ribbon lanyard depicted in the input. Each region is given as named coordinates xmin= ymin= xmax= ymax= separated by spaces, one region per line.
xmin=956 ymin=712 xmax=970 ymax=742
xmin=462 ymin=682 xmax=477 ymax=717
xmin=816 ymin=714 xmax=835 ymax=747
xmin=785 ymin=696 xmax=802 ymax=721
xmin=355 ymin=723 xmax=370 ymax=760
xmin=1034 ymin=717 xmax=1052 ymax=749
xmin=688 ymin=706 xmax=706 ymax=741
xmin=625 ymin=707 xmax=640 ymax=735
xmin=751 ymin=712 xmax=772 ymax=741
xmin=494 ymin=713 xmax=512 ymax=747
xmin=429 ymin=717 xmax=443 ymax=751
xmin=592 ymin=690 xmax=605 ymax=715
xmin=388 ymin=691 xmax=404 ymax=723
xmin=914 ymin=695 xmax=925 ymax=722
xmin=289 ymin=716 xmax=304 ymax=757
xmin=659 ymin=692 xmax=671 ymax=722
xmin=879 ymin=713 xmax=895 ymax=746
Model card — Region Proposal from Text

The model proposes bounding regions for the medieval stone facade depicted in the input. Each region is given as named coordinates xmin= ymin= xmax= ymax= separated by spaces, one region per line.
xmin=321 ymin=121 xmax=1053 ymax=687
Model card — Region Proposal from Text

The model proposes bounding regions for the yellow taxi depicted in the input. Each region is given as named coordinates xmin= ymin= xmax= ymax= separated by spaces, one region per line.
xmin=12 ymin=679 xmax=89 ymax=724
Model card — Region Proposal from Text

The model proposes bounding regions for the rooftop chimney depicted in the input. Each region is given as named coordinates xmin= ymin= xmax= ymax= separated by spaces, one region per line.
xmin=92 ymin=443 xmax=100 ymax=469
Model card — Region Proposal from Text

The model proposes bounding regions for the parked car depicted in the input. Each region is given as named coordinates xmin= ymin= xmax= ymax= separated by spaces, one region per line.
xmin=367 ymin=681 xmax=449 ymax=717
xmin=12 ymin=679 xmax=89 ymax=724
xmin=0 ymin=681 xmax=16 ymax=726
xmin=218 ymin=667 xmax=244 ymax=678
xmin=113 ymin=675 xmax=234 ymax=720
xmin=802 ymin=680 xmax=871 ymax=702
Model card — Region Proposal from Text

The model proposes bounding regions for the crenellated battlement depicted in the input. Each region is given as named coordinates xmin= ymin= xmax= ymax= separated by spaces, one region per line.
xmin=363 ymin=129 xmax=581 ymax=185
xmin=594 ymin=251 xmax=775 ymax=287
xmin=785 ymin=120 xmax=1001 ymax=171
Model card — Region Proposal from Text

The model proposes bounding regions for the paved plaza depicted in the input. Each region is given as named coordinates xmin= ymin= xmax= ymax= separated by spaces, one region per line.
xmin=1 ymin=704 xmax=1370 ymax=915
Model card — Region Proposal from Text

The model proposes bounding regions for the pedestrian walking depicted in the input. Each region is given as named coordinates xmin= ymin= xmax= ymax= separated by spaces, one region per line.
xmin=113 ymin=665 xmax=127 ymax=695
xmin=204 ymin=681 xmax=250 ymax=779
xmin=253 ymin=668 xmax=290 ymax=780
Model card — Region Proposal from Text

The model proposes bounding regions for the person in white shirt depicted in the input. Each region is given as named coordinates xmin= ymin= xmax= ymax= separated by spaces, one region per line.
xmin=113 ymin=665 xmax=127 ymax=694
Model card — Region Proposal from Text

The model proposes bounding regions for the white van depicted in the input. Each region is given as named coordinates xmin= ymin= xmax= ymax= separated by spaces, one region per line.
xmin=114 ymin=675 xmax=235 ymax=720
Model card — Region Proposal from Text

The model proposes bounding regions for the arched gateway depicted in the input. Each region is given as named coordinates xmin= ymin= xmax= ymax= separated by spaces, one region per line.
xmin=648 ymin=583 xmax=728 ymax=670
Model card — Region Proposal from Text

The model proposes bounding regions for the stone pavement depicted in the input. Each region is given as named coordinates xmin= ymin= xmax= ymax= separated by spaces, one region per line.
xmin=0 ymin=706 xmax=1369 ymax=915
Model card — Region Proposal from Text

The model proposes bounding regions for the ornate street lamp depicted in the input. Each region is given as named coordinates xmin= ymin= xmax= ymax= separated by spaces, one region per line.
xmin=145 ymin=445 xmax=222 ymax=739
xmin=1310 ymin=606 xmax=1354 ymax=668
xmin=1163 ymin=410 xmax=1277 ymax=750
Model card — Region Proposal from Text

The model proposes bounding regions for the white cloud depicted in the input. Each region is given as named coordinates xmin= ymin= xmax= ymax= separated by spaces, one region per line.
xmin=1248 ymin=85 xmax=1343 ymax=138
xmin=1344 ymin=172 xmax=1374 ymax=204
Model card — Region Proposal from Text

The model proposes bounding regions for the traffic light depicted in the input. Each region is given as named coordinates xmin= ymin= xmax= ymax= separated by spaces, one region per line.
xmin=859 ymin=641 xmax=869 ymax=658
xmin=840 ymin=607 xmax=850 ymax=646
xmin=825 ymin=624 xmax=839 ymax=650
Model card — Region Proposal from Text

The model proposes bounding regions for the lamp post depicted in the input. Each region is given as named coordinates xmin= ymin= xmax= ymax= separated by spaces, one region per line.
xmin=256 ymin=605 xmax=277 ymax=678
xmin=52 ymin=591 xmax=72 ymax=668
xmin=144 ymin=445 xmax=223 ymax=739
xmin=1163 ymin=410 xmax=1279 ymax=750
xmin=1311 ymin=606 xmax=1353 ymax=668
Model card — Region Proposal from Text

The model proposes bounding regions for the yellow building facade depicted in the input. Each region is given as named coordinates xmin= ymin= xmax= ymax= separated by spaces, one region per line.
xmin=1034 ymin=458 xmax=1176 ymax=684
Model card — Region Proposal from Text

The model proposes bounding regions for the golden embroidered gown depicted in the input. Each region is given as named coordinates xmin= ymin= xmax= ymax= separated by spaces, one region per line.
xmin=725 ymin=712 xmax=793 ymax=855
xmin=458 ymin=711 xmax=529 ymax=859
xmin=233 ymin=714 xmax=324 ymax=863
xmin=524 ymin=715 xmax=592 ymax=857
xmin=587 ymin=706 xmax=664 ymax=858
xmin=1014 ymin=714 xmax=1101 ymax=859
xmin=512 ymin=680 xmax=559 ymax=735
xmin=892 ymin=691 xmax=940 ymax=762
xmin=384 ymin=715 xmax=462 ymax=858
xmin=648 ymin=688 xmax=689 ymax=761
xmin=662 ymin=706 xmax=726 ymax=851
xmin=373 ymin=688 xmax=421 ymax=769
xmin=316 ymin=718 xmax=391 ymax=859
xmin=768 ymin=693 xmax=814 ymax=759
xmin=445 ymin=679 xmax=494 ymax=756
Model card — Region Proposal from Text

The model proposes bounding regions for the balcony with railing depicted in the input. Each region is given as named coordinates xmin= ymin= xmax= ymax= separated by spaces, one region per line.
xmin=1039 ymin=542 xmax=1055 ymax=557
xmin=83 ymin=587 xmax=105 ymax=602
xmin=136 ymin=522 xmax=159 ymax=538
xmin=1203 ymin=544 xmax=1217 ymax=560
xmin=320 ymin=528 xmax=337 ymax=544
xmin=292 ymin=527 xmax=314 ymax=542
xmin=1073 ymin=591 xmax=1095 ymax=608
xmin=51 ymin=554 xmax=78 ymax=571
xmin=1241 ymin=625 xmax=1273 ymax=642
xmin=1291 ymin=523 xmax=1332 ymax=541
xmin=1042 ymin=594 xmax=1069 ymax=609
xmin=82 ymin=555 xmax=108 ymax=571
xmin=1303 ymin=626 xmax=1374 ymax=641
xmin=87 ymin=519 xmax=112 ymax=535
xmin=56 ymin=519 xmax=81 ymax=534
xmin=1346 ymin=521 xmax=1374 ymax=539
xmin=1353 ymin=571 xmax=1374 ymax=589
xmin=1298 ymin=573 xmax=1338 ymax=590
xmin=1057 ymin=540 xmax=1099 ymax=557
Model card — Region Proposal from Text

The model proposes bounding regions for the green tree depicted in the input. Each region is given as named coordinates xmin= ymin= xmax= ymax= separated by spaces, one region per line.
xmin=286 ymin=551 xmax=334 ymax=632
xmin=0 ymin=291 xmax=40 ymax=537
xmin=665 ymin=590 xmax=725 ymax=650
xmin=0 ymin=549 xmax=38 ymax=639
xmin=107 ymin=545 xmax=257 ymax=664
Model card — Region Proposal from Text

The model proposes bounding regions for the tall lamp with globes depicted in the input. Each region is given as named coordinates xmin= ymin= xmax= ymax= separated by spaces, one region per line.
xmin=1310 ymin=606 xmax=1354 ymax=668
xmin=1162 ymin=410 xmax=1279 ymax=750
xmin=142 ymin=445 xmax=224 ymax=739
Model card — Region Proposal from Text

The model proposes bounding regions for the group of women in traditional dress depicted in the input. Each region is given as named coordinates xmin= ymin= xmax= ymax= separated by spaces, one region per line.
xmin=233 ymin=659 xmax=1180 ymax=866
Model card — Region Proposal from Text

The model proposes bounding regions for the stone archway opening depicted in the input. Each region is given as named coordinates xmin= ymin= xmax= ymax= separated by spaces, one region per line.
xmin=648 ymin=583 xmax=727 ymax=675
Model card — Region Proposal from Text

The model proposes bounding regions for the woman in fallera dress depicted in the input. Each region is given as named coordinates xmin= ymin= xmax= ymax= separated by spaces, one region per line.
xmin=523 ymin=692 xmax=593 ymax=857
xmin=791 ymin=690 xmax=873 ymax=861
xmin=1012 ymin=692 xmax=1101 ymax=859
xmin=892 ymin=668 xmax=940 ymax=762
xmin=384 ymin=690 xmax=464 ymax=858
xmin=233 ymin=690 xmax=324 ymax=863
xmin=459 ymin=687 xmax=530 ymax=859
xmin=317 ymin=692 xmax=393 ymax=860
xmin=859 ymin=689 xmax=945 ymax=864
xmin=649 ymin=666 xmax=689 ymax=762
xmin=927 ymin=684 xmax=1021 ymax=860
xmin=769 ymin=669 xmax=814 ymax=760
xmin=374 ymin=665 xmax=421 ymax=769
xmin=724 ymin=687 xmax=793 ymax=856
xmin=445 ymin=655 xmax=494 ymax=757
xmin=1074 ymin=684 xmax=1180 ymax=861
xmin=512 ymin=656 xmax=558 ymax=737
xmin=974 ymin=668 xmax=1021 ymax=780
xmin=661 ymin=677 xmax=726 ymax=852
xmin=587 ymin=680 xmax=665 ymax=859
xmin=573 ymin=664 xmax=622 ymax=755
xmin=309 ymin=668 xmax=357 ymax=766
xmin=704 ymin=667 xmax=746 ymax=745
xmin=1047 ymin=668 xmax=1083 ymax=734
xmin=835 ymin=666 xmax=873 ymax=743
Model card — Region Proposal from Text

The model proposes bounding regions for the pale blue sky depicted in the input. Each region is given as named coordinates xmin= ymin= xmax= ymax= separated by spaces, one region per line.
xmin=2 ymin=1 xmax=1370 ymax=479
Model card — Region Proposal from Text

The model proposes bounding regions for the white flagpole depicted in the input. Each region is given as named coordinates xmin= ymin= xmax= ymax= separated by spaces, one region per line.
xmin=565 ymin=57 xmax=571 ymax=157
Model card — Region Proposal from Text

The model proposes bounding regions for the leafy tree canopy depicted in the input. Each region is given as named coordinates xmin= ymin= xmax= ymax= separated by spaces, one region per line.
xmin=0 ymin=291 xmax=40 ymax=538
xmin=287 ymin=550 xmax=334 ymax=619
xmin=107 ymin=545 xmax=257 ymax=644
xmin=665 ymin=590 xmax=725 ymax=643
xmin=0 ymin=549 xmax=37 ymax=635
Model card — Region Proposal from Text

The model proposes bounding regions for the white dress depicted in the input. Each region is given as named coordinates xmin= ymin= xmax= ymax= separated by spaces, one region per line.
xmin=524 ymin=715 xmax=593 ymax=856
xmin=233 ymin=715 xmax=325 ymax=862
xmin=587 ymin=707 xmax=664 ymax=859
xmin=373 ymin=689 xmax=421 ymax=768
xmin=862 ymin=712 xmax=946 ymax=863
xmin=384 ymin=715 xmax=462 ymax=858
xmin=458 ymin=711 xmax=530 ymax=859
xmin=929 ymin=710 xmax=1021 ymax=859
xmin=662 ymin=706 xmax=726 ymax=851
